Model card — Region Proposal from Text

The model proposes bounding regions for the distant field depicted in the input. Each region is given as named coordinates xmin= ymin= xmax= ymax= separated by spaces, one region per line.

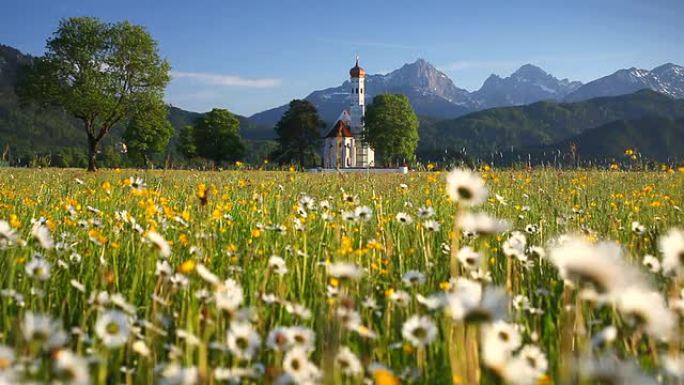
xmin=0 ymin=168 xmax=683 ymax=384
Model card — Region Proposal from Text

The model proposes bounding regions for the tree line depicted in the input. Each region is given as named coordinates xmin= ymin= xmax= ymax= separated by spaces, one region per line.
xmin=17 ymin=16 xmax=419 ymax=171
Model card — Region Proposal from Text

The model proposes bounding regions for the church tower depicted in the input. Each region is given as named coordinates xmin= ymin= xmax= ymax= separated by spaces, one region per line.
xmin=349 ymin=57 xmax=374 ymax=167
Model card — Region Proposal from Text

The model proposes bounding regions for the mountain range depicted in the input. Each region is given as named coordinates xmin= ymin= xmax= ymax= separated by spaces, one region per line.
xmin=2 ymin=42 xmax=684 ymax=166
xmin=249 ymin=59 xmax=684 ymax=131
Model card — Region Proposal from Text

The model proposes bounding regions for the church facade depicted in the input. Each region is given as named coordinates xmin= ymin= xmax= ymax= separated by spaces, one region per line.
xmin=322 ymin=59 xmax=375 ymax=168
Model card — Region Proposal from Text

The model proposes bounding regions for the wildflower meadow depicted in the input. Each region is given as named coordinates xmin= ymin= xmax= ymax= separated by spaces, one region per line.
xmin=1 ymin=168 xmax=684 ymax=385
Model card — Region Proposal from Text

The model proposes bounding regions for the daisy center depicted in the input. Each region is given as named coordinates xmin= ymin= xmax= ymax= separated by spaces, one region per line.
xmin=457 ymin=187 xmax=473 ymax=200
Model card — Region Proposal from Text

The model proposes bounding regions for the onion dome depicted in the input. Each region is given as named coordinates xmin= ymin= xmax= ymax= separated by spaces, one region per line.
xmin=349 ymin=57 xmax=365 ymax=78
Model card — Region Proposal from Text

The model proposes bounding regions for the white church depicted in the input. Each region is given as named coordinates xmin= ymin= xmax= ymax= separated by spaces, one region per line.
xmin=322 ymin=58 xmax=375 ymax=168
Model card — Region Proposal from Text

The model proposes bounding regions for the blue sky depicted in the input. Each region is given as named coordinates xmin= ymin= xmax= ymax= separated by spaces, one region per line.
xmin=2 ymin=0 xmax=683 ymax=115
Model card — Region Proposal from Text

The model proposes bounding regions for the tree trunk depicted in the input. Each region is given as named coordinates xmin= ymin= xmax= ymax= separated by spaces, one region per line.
xmin=87 ymin=137 xmax=98 ymax=172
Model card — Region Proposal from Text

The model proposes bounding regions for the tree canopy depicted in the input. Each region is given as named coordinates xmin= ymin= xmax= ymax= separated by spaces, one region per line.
xmin=272 ymin=99 xmax=323 ymax=166
xmin=17 ymin=16 xmax=170 ymax=171
xmin=191 ymin=108 xmax=245 ymax=165
xmin=364 ymin=94 xmax=419 ymax=166
xmin=123 ymin=99 xmax=174 ymax=167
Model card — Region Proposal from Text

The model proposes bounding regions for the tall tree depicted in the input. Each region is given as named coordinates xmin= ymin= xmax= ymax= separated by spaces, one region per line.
xmin=192 ymin=108 xmax=245 ymax=165
xmin=177 ymin=125 xmax=198 ymax=159
xmin=123 ymin=99 xmax=174 ymax=167
xmin=273 ymin=99 xmax=323 ymax=166
xmin=17 ymin=16 xmax=170 ymax=171
xmin=364 ymin=94 xmax=419 ymax=166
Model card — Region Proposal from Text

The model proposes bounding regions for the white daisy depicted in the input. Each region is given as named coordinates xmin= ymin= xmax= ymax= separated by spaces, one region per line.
xmin=22 ymin=312 xmax=67 ymax=349
xmin=0 ymin=220 xmax=17 ymax=246
xmin=335 ymin=346 xmax=362 ymax=376
xmin=445 ymin=168 xmax=488 ymax=206
xmin=53 ymin=350 xmax=90 ymax=385
xmin=268 ymin=255 xmax=288 ymax=276
xmin=659 ymin=228 xmax=684 ymax=276
xmin=327 ymin=262 xmax=363 ymax=281
xmin=215 ymin=279 xmax=244 ymax=312
xmin=146 ymin=231 xmax=171 ymax=258
xmin=25 ymin=255 xmax=51 ymax=281
xmin=401 ymin=270 xmax=426 ymax=287
xmin=422 ymin=219 xmax=441 ymax=232
xmin=395 ymin=212 xmax=413 ymax=225
xmin=354 ymin=206 xmax=373 ymax=222
xmin=457 ymin=246 xmax=482 ymax=270
xmin=401 ymin=315 xmax=437 ymax=348
xmin=95 ymin=310 xmax=130 ymax=348
xmin=31 ymin=222 xmax=53 ymax=249
xmin=227 ymin=322 xmax=261 ymax=361
xmin=617 ymin=288 xmax=675 ymax=341
xmin=457 ymin=212 xmax=511 ymax=235
xmin=642 ymin=254 xmax=661 ymax=273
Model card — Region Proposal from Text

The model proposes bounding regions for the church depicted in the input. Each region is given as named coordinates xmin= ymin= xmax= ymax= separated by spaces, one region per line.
xmin=322 ymin=58 xmax=375 ymax=168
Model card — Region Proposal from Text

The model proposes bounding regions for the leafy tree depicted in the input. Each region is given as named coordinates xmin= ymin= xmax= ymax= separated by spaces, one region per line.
xmin=192 ymin=108 xmax=245 ymax=165
xmin=17 ymin=16 xmax=170 ymax=171
xmin=364 ymin=94 xmax=419 ymax=166
xmin=177 ymin=125 xmax=198 ymax=159
xmin=273 ymin=99 xmax=323 ymax=166
xmin=123 ymin=99 xmax=174 ymax=167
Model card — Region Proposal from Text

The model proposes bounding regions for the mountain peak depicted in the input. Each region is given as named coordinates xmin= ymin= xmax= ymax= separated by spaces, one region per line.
xmin=512 ymin=64 xmax=549 ymax=79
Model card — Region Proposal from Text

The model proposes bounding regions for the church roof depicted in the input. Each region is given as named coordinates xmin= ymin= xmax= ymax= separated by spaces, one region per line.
xmin=324 ymin=119 xmax=354 ymax=138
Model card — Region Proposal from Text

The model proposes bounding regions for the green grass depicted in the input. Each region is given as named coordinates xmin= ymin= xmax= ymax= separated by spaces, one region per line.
xmin=0 ymin=168 xmax=683 ymax=384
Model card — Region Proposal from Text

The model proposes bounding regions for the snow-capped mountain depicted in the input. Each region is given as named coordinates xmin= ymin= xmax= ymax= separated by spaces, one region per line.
xmin=472 ymin=64 xmax=582 ymax=108
xmin=565 ymin=63 xmax=684 ymax=102
xmin=249 ymin=59 xmax=684 ymax=131
xmin=250 ymin=59 xmax=475 ymax=126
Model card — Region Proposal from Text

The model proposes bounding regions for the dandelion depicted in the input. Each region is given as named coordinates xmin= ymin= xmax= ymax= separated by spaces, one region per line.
xmin=402 ymin=315 xmax=437 ymax=348
xmin=227 ymin=322 xmax=261 ymax=360
xmin=445 ymin=168 xmax=488 ymax=206
xmin=25 ymin=255 xmax=51 ymax=281
xmin=659 ymin=228 xmax=684 ymax=276
xmin=95 ymin=310 xmax=131 ymax=348
xmin=146 ymin=231 xmax=171 ymax=258
xmin=335 ymin=346 xmax=363 ymax=376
